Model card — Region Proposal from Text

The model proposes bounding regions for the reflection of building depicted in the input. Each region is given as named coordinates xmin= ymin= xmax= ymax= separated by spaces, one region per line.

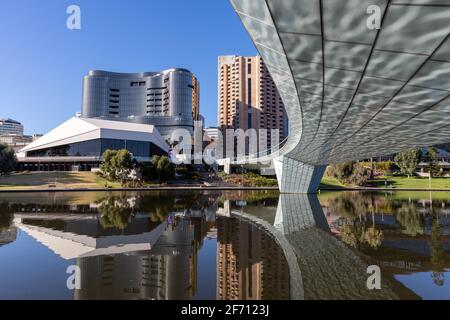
xmin=13 ymin=213 xmax=166 ymax=259
xmin=82 ymin=69 xmax=200 ymax=141
xmin=0 ymin=118 xmax=23 ymax=135
xmin=75 ymin=218 xmax=199 ymax=300
xmin=217 ymin=216 xmax=289 ymax=300
xmin=12 ymin=208 xmax=210 ymax=300
xmin=218 ymin=55 xmax=288 ymax=152
xmin=17 ymin=117 xmax=168 ymax=171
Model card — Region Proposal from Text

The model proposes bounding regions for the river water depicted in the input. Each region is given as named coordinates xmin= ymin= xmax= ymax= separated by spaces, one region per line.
xmin=0 ymin=190 xmax=448 ymax=300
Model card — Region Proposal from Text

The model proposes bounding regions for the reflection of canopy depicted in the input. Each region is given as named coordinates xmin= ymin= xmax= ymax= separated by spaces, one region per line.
xmin=14 ymin=214 xmax=166 ymax=260
xmin=233 ymin=194 xmax=421 ymax=299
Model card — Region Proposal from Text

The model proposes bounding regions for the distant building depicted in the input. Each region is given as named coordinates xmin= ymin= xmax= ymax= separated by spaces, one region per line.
xmin=205 ymin=127 xmax=219 ymax=141
xmin=32 ymin=134 xmax=43 ymax=141
xmin=0 ymin=118 xmax=24 ymax=136
xmin=0 ymin=134 xmax=33 ymax=152
xmin=81 ymin=69 xmax=200 ymax=142
xmin=218 ymin=55 xmax=288 ymax=154
xmin=17 ymin=117 xmax=169 ymax=171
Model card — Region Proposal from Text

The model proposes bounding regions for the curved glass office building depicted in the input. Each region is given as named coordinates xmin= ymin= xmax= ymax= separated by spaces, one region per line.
xmin=82 ymin=69 xmax=200 ymax=141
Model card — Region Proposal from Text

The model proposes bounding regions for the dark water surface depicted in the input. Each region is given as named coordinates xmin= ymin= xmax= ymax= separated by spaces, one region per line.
xmin=0 ymin=190 xmax=449 ymax=300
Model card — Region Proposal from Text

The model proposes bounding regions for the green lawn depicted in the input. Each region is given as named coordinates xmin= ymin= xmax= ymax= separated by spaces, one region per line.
xmin=370 ymin=176 xmax=450 ymax=189
xmin=0 ymin=172 xmax=121 ymax=190
xmin=319 ymin=176 xmax=346 ymax=189
xmin=319 ymin=175 xmax=450 ymax=190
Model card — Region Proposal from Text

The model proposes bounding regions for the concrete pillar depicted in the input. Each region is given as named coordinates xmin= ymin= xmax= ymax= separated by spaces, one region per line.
xmin=273 ymin=156 xmax=326 ymax=194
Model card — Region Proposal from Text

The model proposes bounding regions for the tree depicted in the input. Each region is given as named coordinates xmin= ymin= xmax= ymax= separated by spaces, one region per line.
xmin=101 ymin=149 xmax=118 ymax=180
xmin=0 ymin=144 xmax=17 ymax=175
xmin=152 ymin=155 xmax=174 ymax=181
xmin=427 ymin=146 xmax=440 ymax=177
xmin=112 ymin=149 xmax=133 ymax=184
xmin=101 ymin=149 xmax=134 ymax=184
xmin=394 ymin=148 xmax=421 ymax=178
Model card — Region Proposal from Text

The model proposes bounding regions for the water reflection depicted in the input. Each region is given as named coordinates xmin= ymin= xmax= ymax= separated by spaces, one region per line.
xmin=0 ymin=190 xmax=449 ymax=299
xmin=217 ymin=215 xmax=289 ymax=300
xmin=321 ymin=192 xmax=450 ymax=296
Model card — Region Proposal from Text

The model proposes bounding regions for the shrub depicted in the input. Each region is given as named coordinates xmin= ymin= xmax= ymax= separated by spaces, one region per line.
xmin=327 ymin=161 xmax=355 ymax=182
xmin=327 ymin=162 xmax=370 ymax=186
xmin=349 ymin=165 xmax=370 ymax=186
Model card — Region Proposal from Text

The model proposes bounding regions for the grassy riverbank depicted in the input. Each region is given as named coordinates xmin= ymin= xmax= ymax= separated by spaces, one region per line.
xmin=319 ymin=175 xmax=450 ymax=190
xmin=3 ymin=171 xmax=450 ymax=192
xmin=0 ymin=172 xmax=121 ymax=190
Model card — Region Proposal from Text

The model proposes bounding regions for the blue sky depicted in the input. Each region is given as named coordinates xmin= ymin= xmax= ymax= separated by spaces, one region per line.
xmin=0 ymin=0 xmax=257 ymax=135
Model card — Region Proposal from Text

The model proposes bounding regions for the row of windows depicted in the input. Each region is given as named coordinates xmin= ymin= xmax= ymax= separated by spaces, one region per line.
xmin=26 ymin=138 xmax=165 ymax=158
xmin=147 ymin=86 xmax=167 ymax=91
xmin=131 ymin=81 xmax=146 ymax=87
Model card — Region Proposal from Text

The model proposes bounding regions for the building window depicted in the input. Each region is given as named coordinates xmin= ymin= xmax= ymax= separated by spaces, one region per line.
xmin=247 ymin=78 xmax=252 ymax=106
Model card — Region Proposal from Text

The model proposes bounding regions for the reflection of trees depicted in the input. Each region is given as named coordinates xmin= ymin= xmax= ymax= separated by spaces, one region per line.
xmin=364 ymin=227 xmax=384 ymax=249
xmin=396 ymin=203 xmax=424 ymax=237
xmin=0 ymin=202 xmax=13 ymax=233
xmin=98 ymin=197 xmax=134 ymax=230
xmin=328 ymin=193 xmax=384 ymax=250
xmin=219 ymin=191 xmax=279 ymax=205
xmin=94 ymin=191 xmax=221 ymax=230
xmin=429 ymin=213 xmax=445 ymax=286
xmin=151 ymin=207 xmax=169 ymax=223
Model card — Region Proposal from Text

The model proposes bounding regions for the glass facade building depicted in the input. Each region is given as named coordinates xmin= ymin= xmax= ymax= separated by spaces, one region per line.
xmin=0 ymin=118 xmax=24 ymax=136
xmin=82 ymin=69 xmax=200 ymax=142
xmin=25 ymin=138 xmax=166 ymax=159
xmin=17 ymin=117 xmax=169 ymax=172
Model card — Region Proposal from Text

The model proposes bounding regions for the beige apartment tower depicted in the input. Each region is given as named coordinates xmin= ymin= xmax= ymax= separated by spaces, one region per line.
xmin=218 ymin=55 xmax=288 ymax=153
